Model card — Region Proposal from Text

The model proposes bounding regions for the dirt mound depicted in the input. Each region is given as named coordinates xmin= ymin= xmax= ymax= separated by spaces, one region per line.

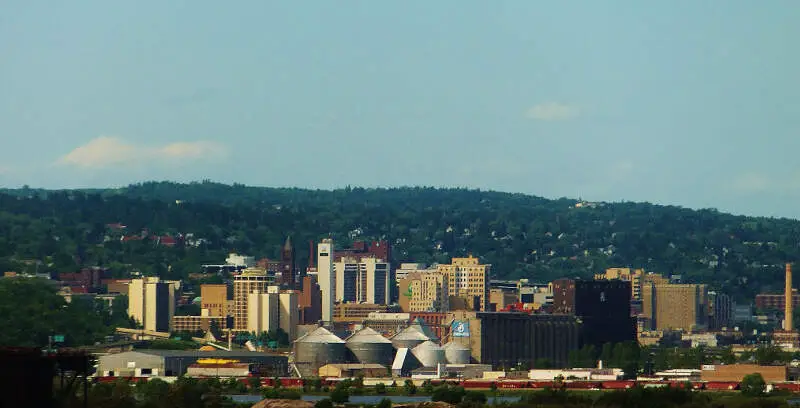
xmin=250 ymin=399 xmax=315 ymax=408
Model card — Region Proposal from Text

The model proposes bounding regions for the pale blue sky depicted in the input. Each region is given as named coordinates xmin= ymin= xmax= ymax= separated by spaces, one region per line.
xmin=2 ymin=1 xmax=799 ymax=218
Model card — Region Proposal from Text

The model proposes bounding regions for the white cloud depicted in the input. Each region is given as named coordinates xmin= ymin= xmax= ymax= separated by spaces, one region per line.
xmin=525 ymin=102 xmax=580 ymax=121
xmin=57 ymin=136 xmax=227 ymax=168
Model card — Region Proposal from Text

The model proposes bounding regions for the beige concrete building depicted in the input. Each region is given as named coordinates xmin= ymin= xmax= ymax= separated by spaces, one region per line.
xmin=438 ymin=256 xmax=490 ymax=311
xmin=233 ymin=268 xmax=272 ymax=331
xmin=247 ymin=286 xmax=280 ymax=334
xmin=279 ymin=291 xmax=299 ymax=341
xmin=128 ymin=277 xmax=176 ymax=333
xmin=399 ymin=271 xmax=449 ymax=313
xmin=489 ymin=288 xmax=517 ymax=310
xmin=642 ymin=283 xmax=708 ymax=332
xmin=200 ymin=284 xmax=228 ymax=317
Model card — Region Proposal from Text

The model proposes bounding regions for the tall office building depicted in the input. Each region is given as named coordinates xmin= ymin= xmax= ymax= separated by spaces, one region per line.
xmin=641 ymin=283 xmax=708 ymax=331
xmin=247 ymin=286 xmax=280 ymax=334
xmin=279 ymin=291 xmax=299 ymax=341
xmin=233 ymin=269 xmax=271 ymax=331
xmin=128 ymin=277 xmax=175 ymax=332
xmin=200 ymin=284 xmax=228 ymax=317
xmin=437 ymin=256 xmax=490 ymax=311
xmin=334 ymin=256 xmax=391 ymax=305
xmin=552 ymin=279 xmax=636 ymax=348
xmin=318 ymin=239 xmax=335 ymax=323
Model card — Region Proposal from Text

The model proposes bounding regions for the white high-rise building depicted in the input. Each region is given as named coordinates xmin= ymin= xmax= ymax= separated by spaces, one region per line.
xmin=279 ymin=291 xmax=299 ymax=341
xmin=318 ymin=239 xmax=335 ymax=322
xmin=247 ymin=286 xmax=280 ymax=334
xmin=334 ymin=256 xmax=391 ymax=305
xmin=128 ymin=277 xmax=175 ymax=332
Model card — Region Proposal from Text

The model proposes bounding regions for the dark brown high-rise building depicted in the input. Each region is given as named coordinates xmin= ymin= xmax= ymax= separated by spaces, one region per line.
xmin=298 ymin=276 xmax=322 ymax=324
xmin=280 ymin=236 xmax=296 ymax=288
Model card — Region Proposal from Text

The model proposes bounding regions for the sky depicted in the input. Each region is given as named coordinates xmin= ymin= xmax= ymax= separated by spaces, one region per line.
xmin=1 ymin=1 xmax=800 ymax=218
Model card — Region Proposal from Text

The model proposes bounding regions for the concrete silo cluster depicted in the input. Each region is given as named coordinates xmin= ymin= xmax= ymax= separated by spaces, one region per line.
xmin=294 ymin=319 xmax=472 ymax=377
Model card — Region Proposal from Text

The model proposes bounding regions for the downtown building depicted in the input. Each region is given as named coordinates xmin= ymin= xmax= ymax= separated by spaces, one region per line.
xmin=552 ymin=279 xmax=636 ymax=348
xmin=128 ymin=277 xmax=178 ymax=333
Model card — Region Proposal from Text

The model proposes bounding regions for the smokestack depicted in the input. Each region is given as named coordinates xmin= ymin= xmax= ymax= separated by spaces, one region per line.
xmin=787 ymin=263 xmax=794 ymax=332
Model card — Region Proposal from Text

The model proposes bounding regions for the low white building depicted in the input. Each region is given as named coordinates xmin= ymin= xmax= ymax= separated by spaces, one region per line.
xmin=528 ymin=368 xmax=623 ymax=381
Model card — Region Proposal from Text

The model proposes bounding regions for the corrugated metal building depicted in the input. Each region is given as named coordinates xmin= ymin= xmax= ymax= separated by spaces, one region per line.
xmin=97 ymin=350 xmax=287 ymax=377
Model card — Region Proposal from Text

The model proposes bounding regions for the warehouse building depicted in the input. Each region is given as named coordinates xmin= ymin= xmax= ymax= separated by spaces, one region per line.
xmin=97 ymin=350 xmax=287 ymax=378
xmin=447 ymin=311 xmax=579 ymax=369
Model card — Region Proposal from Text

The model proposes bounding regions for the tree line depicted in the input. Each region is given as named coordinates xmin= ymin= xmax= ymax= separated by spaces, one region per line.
xmin=3 ymin=181 xmax=800 ymax=300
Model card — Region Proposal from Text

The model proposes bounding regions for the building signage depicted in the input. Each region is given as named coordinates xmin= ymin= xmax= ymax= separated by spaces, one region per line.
xmin=451 ymin=320 xmax=470 ymax=337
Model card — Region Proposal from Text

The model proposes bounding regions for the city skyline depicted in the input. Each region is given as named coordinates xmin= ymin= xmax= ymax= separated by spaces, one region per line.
xmin=2 ymin=1 xmax=800 ymax=218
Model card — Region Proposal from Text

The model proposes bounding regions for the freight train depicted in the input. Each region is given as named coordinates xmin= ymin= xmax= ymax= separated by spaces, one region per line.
xmin=94 ymin=376 xmax=800 ymax=392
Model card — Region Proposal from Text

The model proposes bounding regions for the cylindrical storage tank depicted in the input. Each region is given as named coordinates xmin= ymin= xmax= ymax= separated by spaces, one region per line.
xmin=390 ymin=324 xmax=431 ymax=350
xmin=443 ymin=341 xmax=471 ymax=364
xmin=411 ymin=341 xmax=446 ymax=368
xmin=346 ymin=327 xmax=394 ymax=365
xmin=294 ymin=327 xmax=346 ymax=366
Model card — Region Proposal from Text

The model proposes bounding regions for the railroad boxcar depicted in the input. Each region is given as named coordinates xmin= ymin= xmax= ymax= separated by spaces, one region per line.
xmin=772 ymin=382 xmax=800 ymax=392
xmin=529 ymin=381 xmax=556 ymax=389
xmin=565 ymin=381 xmax=602 ymax=390
xmin=498 ymin=380 xmax=529 ymax=389
xmin=704 ymin=381 xmax=740 ymax=391
xmin=602 ymin=380 xmax=637 ymax=389
xmin=462 ymin=380 xmax=496 ymax=389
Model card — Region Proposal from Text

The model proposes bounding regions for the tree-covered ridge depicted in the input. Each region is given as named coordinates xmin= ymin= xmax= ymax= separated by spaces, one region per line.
xmin=2 ymin=181 xmax=800 ymax=300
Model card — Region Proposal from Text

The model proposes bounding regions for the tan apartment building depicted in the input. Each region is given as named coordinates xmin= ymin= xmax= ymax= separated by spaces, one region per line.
xmin=438 ymin=256 xmax=490 ymax=311
xmin=642 ymin=283 xmax=708 ymax=332
xmin=233 ymin=268 xmax=272 ymax=331
xmin=201 ymin=284 xmax=228 ymax=317
xmin=399 ymin=271 xmax=449 ymax=313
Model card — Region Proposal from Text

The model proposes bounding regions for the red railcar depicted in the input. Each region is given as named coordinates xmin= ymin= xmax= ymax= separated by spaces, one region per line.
xmin=529 ymin=381 xmax=556 ymax=389
xmin=704 ymin=381 xmax=740 ymax=391
xmin=462 ymin=380 xmax=496 ymax=389
xmin=498 ymin=380 xmax=529 ymax=389
xmin=602 ymin=380 xmax=637 ymax=389
xmin=772 ymin=383 xmax=800 ymax=392
xmin=565 ymin=381 xmax=602 ymax=390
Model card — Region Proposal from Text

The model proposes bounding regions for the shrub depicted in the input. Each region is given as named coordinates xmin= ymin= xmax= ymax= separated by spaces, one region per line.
xmin=314 ymin=398 xmax=333 ymax=408
xmin=375 ymin=383 xmax=387 ymax=394
xmin=330 ymin=387 xmax=349 ymax=404
xmin=376 ymin=398 xmax=392 ymax=408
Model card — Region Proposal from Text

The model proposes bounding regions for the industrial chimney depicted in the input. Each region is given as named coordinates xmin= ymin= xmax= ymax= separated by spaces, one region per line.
xmin=786 ymin=263 xmax=794 ymax=332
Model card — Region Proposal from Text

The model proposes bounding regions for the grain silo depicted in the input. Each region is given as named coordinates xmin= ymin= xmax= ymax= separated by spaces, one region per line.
xmin=411 ymin=341 xmax=446 ymax=368
xmin=345 ymin=327 xmax=394 ymax=366
xmin=294 ymin=326 xmax=346 ymax=369
xmin=443 ymin=341 xmax=471 ymax=364
xmin=390 ymin=320 xmax=433 ymax=350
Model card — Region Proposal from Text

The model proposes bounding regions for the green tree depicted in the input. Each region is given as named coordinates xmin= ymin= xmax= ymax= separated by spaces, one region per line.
xmin=329 ymin=388 xmax=349 ymax=404
xmin=314 ymin=399 xmax=333 ymax=408
xmin=376 ymin=398 xmax=392 ymax=408
xmin=375 ymin=383 xmax=387 ymax=394
xmin=403 ymin=380 xmax=417 ymax=395
xmin=741 ymin=372 xmax=766 ymax=397
xmin=247 ymin=376 xmax=261 ymax=393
